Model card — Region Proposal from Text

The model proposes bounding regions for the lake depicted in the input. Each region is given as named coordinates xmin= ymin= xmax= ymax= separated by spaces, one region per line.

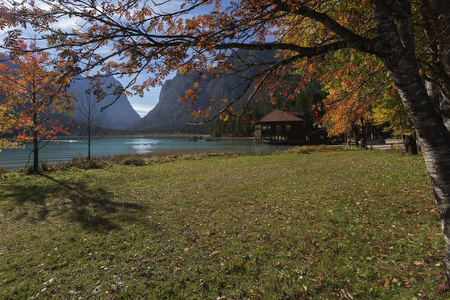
xmin=0 ymin=137 xmax=295 ymax=170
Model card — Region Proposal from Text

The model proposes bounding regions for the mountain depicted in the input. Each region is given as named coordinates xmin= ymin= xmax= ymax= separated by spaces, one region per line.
xmin=68 ymin=75 xmax=141 ymax=129
xmin=0 ymin=54 xmax=141 ymax=130
xmin=131 ymin=51 xmax=277 ymax=133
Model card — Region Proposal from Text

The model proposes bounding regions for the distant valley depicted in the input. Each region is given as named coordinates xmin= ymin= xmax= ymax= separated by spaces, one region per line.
xmin=68 ymin=75 xmax=141 ymax=129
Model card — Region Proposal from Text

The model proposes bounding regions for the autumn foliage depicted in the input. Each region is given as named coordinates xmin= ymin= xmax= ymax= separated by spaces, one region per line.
xmin=2 ymin=0 xmax=450 ymax=285
xmin=0 ymin=0 xmax=439 ymax=135
xmin=0 ymin=41 xmax=73 ymax=170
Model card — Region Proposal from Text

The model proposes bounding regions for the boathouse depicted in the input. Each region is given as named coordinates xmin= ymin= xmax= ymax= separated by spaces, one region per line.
xmin=255 ymin=109 xmax=307 ymax=144
xmin=255 ymin=109 xmax=328 ymax=144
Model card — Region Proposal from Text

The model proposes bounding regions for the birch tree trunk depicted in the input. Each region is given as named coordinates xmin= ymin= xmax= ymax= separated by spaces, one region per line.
xmin=391 ymin=59 xmax=450 ymax=282
xmin=371 ymin=0 xmax=450 ymax=281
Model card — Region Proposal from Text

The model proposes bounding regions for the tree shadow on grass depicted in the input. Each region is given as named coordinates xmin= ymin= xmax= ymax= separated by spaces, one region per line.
xmin=2 ymin=173 xmax=148 ymax=233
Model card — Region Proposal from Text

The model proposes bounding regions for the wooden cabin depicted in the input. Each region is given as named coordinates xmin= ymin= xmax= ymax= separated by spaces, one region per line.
xmin=255 ymin=109 xmax=307 ymax=144
xmin=255 ymin=109 xmax=328 ymax=145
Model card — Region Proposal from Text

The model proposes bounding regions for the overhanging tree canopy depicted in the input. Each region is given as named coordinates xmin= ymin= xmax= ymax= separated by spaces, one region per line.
xmin=1 ymin=0 xmax=450 ymax=283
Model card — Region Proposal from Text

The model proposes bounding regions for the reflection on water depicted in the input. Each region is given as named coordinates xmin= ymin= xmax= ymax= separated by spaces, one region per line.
xmin=58 ymin=140 xmax=80 ymax=143
xmin=0 ymin=137 xmax=294 ymax=170
xmin=127 ymin=139 xmax=159 ymax=153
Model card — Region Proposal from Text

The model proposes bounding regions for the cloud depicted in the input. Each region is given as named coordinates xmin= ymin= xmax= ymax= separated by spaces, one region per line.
xmin=55 ymin=16 xmax=82 ymax=30
xmin=131 ymin=104 xmax=155 ymax=117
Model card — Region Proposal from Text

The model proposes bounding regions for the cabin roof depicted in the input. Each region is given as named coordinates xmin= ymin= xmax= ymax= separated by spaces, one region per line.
xmin=290 ymin=111 xmax=304 ymax=118
xmin=256 ymin=109 xmax=304 ymax=123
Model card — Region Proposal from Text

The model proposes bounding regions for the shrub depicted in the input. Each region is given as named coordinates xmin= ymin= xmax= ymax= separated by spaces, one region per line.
xmin=0 ymin=167 xmax=8 ymax=175
xmin=285 ymin=145 xmax=338 ymax=154
xmin=40 ymin=161 xmax=50 ymax=172
xmin=122 ymin=157 xmax=146 ymax=166
xmin=65 ymin=156 xmax=108 ymax=169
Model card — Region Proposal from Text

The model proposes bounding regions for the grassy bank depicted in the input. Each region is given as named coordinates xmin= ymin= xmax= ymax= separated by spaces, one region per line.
xmin=0 ymin=149 xmax=446 ymax=299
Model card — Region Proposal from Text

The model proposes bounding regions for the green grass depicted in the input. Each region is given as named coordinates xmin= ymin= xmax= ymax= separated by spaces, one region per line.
xmin=0 ymin=149 xmax=446 ymax=299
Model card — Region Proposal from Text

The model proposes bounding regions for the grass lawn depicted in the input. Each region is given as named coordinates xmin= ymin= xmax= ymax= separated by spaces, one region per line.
xmin=0 ymin=149 xmax=447 ymax=299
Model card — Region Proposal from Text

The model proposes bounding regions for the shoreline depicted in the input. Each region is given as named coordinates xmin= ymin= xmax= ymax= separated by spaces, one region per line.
xmin=57 ymin=134 xmax=255 ymax=139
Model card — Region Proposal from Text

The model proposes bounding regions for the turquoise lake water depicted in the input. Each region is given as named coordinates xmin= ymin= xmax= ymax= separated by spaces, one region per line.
xmin=0 ymin=137 xmax=294 ymax=170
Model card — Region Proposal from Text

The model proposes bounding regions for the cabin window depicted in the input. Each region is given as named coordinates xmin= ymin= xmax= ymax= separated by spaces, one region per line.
xmin=262 ymin=125 xmax=271 ymax=131
xmin=286 ymin=125 xmax=291 ymax=131
xmin=276 ymin=125 xmax=281 ymax=134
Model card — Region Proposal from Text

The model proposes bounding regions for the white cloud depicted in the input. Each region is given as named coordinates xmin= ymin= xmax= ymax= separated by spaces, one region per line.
xmin=131 ymin=104 xmax=155 ymax=117
xmin=55 ymin=16 xmax=82 ymax=31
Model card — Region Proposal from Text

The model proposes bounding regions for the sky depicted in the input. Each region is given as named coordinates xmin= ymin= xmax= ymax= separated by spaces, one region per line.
xmin=128 ymin=86 xmax=162 ymax=118
xmin=52 ymin=3 xmax=170 ymax=117
xmin=0 ymin=0 xmax=216 ymax=118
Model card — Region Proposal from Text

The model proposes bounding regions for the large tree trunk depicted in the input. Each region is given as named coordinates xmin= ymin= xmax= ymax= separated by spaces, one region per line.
xmin=388 ymin=54 xmax=450 ymax=282
xmin=371 ymin=0 xmax=450 ymax=282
